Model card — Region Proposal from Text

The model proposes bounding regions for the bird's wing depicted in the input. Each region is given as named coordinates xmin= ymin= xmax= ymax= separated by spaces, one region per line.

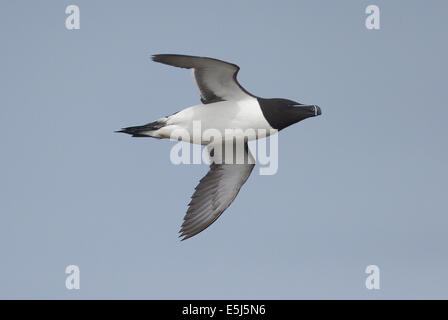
xmin=152 ymin=54 xmax=254 ymax=104
xmin=179 ymin=142 xmax=255 ymax=240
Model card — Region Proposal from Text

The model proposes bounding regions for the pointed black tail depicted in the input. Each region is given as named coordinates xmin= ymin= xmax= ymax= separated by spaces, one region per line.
xmin=116 ymin=120 xmax=166 ymax=137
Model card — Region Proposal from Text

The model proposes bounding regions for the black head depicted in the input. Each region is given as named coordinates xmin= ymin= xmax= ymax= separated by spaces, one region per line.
xmin=257 ymin=98 xmax=322 ymax=131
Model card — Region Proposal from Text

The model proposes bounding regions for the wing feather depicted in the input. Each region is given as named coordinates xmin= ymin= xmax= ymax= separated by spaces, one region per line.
xmin=179 ymin=143 xmax=255 ymax=240
xmin=152 ymin=54 xmax=254 ymax=104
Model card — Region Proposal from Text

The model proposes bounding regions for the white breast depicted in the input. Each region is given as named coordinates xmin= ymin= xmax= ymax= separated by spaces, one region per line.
xmin=157 ymin=98 xmax=276 ymax=144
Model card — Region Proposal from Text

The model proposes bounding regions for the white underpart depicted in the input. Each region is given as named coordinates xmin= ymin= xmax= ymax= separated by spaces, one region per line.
xmin=152 ymin=97 xmax=276 ymax=144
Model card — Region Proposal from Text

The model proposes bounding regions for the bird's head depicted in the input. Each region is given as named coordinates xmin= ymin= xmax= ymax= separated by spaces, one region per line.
xmin=257 ymin=98 xmax=322 ymax=131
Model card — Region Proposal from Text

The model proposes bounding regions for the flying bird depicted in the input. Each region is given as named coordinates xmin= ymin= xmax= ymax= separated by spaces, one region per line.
xmin=118 ymin=54 xmax=321 ymax=240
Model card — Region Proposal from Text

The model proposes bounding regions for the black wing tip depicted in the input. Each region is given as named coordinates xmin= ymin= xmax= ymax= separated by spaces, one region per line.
xmin=178 ymin=225 xmax=202 ymax=241
xmin=151 ymin=54 xmax=162 ymax=62
xmin=151 ymin=54 xmax=186 ymax=68
xmin=178 ymin=231 xmax=192 ymax=241
xmin=151 ymin=54 xmax=240 ymax=70
xmin=151 ymin=53 xmax=182 ymax=62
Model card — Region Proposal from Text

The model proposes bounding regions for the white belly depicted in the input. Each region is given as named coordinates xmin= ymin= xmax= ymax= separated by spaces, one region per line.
xmin=155 ymin=98 xmax=276 ymax=144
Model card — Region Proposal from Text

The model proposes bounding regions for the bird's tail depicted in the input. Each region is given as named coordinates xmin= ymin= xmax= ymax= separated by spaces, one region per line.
xmin=116 ymin=119 xmax=167 ymax=138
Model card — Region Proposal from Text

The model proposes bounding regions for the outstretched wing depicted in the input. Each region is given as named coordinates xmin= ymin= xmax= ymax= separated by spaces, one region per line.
xmin=179 ymin=143 xmax=255 ymax=240
xmin=152 ymin=54 xmax=254 ymax=104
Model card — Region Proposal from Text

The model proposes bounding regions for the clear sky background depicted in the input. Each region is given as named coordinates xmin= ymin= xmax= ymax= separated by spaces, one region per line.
xmin=1 ymin=0 xmax=447 ymax=299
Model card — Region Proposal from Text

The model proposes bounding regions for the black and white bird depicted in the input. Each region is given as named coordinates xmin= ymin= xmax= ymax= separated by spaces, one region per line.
xmin=118 ymin=54 xmax=321 ymax=240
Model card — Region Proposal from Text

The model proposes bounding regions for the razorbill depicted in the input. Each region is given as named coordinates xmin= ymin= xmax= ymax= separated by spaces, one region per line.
xmin=118 ymin=54 xmax=321 ymax=240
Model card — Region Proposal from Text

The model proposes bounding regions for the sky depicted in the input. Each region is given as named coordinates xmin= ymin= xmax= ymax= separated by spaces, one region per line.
xmin=0 ymin=0 xmax=447 ymax=299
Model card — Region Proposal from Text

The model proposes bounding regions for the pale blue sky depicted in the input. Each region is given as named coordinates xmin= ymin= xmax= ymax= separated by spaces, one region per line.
xmin=1 ymin=0 xmax=447 ymax=299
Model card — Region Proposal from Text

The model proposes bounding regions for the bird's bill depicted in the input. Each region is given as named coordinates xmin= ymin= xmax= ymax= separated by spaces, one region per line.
xmin=293 ymin=104 xmax=322 ymax=117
